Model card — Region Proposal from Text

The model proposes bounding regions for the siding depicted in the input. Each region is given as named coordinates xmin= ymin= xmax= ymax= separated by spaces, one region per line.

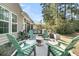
xmin=0 ymin=34 xmax=9 ymax=45
xmin=0 ymin=3 xmax=24 ymax=45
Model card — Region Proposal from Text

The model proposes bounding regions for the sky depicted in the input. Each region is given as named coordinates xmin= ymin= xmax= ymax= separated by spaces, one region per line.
xmin=20 ymin=3 xmax=43 ymax=24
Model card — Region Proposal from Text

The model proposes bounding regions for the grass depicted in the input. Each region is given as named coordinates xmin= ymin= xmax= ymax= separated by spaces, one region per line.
xmin=60 ymin=32 xmax=79 ymax=56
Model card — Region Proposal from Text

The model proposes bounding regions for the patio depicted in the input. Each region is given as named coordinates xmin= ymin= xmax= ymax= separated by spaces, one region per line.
xmin=10 ymin=33 xmax=76 ymax=56
xmin=11 ymin=35 xmax=52 ymax=56
xmin=0 ymin=32 xmax=78 ymax=56
xmin=0 ymin=3 xmax=79 ymax=56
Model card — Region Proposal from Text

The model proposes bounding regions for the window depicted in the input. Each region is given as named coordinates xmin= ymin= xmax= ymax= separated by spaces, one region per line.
xmin=12 ymin=13 xmax=17 ymax=32
xmin=0 ymin=6 xmax=9 ymax=34
xmin=12 ymin=24 xmax=17 ymax=32
xmin=12 ymin=14 xmax=17 ymax=22
xmin=0 ymin=6 xmax=9 ymax=21
xmin=27 ymin=23 xmax=30 ymax=32
xmin=0 ymin=21 xmax=9 ymax=34
xmin=31 ymin=25 xmax=33 ymax=29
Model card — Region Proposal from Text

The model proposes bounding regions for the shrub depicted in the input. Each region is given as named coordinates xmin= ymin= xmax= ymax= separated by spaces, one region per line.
xmin=53 ymin=21 xmax=75 ymax=34
xmin=45 ymin=19 xmax=78 ymax=34
xmin=72 ymin=20 xmax=79 ymax=32
xmin=17 ymin=31 xmax=26 ymax=41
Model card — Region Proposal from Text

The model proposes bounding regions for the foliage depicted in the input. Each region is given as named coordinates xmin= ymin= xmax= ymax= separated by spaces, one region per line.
xmin=41 ymin=3 xmax=57 ymax=24
xmin=17 ymin=31 xmax=26 ymax=41
xmin=54 ymin=21 xmax=75 ymax=34
xmin=41 ymin=3 xmax=79 ymax=34
xmin=72 ymin=20 xmax=79 ymax=32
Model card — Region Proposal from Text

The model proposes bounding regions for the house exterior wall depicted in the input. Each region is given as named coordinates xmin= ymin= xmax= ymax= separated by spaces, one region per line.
xmin=22 ymin=12 xmax=34 ymax=33
xmin=0 ymin=3 xmax=24 ymax=45
xmin=0 ymin=3 xmax=35 ymax=55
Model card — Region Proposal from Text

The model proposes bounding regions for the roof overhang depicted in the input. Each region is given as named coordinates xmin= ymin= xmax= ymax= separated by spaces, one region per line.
xmin=21 ymin=11 xmax=34 ymax=24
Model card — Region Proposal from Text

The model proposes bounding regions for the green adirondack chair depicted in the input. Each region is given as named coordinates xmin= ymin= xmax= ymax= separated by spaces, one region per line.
xmin=6 ymin=34 xmax=36 ymax=56
xmin=43 ymin=30 xmax=49 ymax=40
xmin=28 ymin=29 xmax=35 ymax=40
xmin=57 ymin=39 xmax=69 ymax=46
xmin=47 ymin=35 xmax=79 ymax=56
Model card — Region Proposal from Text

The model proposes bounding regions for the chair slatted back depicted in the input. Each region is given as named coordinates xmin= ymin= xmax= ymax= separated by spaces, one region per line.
xmin=43 ymin=30 xmax=49 ymax=38
xmin=65 ymin=35 xmax=79 ymax=51
xmin=28 ymin=30 xmax=36 ymax=40
xmin=7 ymin=34 xmax=21 ymax=51
xmin=29 ymin=30 xmax=33 ymax=36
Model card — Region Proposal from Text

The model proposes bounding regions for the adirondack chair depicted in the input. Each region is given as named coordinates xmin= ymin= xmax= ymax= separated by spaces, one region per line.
xmin=54 ymin=33 xmax=69 ymax=46
xmin=43 ymin=30 xmax=49 ymax=40
xmin=6 ymin=34 xmax=36 ymax=56
xmin=28 ymin=29 xmax=36 ymax=40
xmin=47 ymin=35 xmax=79 ymax=56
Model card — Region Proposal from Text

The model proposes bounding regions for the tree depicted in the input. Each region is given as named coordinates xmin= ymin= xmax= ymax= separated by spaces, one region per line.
xmin=41 ymin=3 xmax=79 ymax=34
xmin=41 ymin=3 xmax=59 ymax=25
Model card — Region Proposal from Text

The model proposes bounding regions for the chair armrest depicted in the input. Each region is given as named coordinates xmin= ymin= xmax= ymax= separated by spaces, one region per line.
xmin=48 ymin=44 xmax=65 ymax=53
xmin=58 ymin=40 xmax=69 ymax=45
xmin=52 ymin=46 xmax=64 ymax=53
xmin=19 ymin=40 xmax=26 ymax=45
xmin=22 ymin=44 xmax=35 ymax=50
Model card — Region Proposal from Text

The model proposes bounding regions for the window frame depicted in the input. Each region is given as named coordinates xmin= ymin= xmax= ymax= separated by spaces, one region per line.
xmin=0 ymin=5 xmax=18 ymax=34
xmin=12 ymin=13 xmax=17 ymax=32
xmin=0 ymin=5 xmax=10 ymax=34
